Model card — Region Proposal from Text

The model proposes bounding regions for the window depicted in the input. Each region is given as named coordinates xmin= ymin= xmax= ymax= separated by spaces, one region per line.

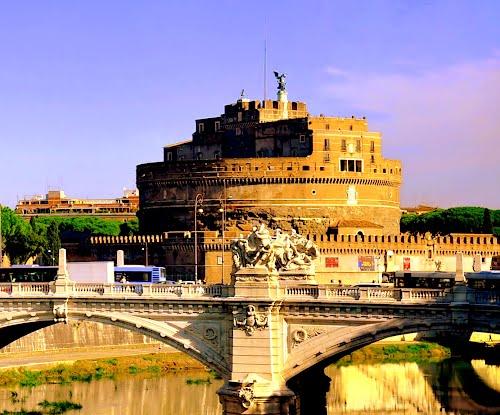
xmin=166 ymin=151 xmax=173 ymax=161
xmin=356 ymin=139 xmax=361 ymax=152
xmin=236 ymin=127 xmax=242 ymax=136
xmin=341 ymin=139 xmax=347 ymax=151
xmin=237 ymin=112 xmax=242 ymax=122
xmin=302 ymin=165 xmax=310 ymax=171
xmin=198 ymin=123 xmax=205 ymax=133
xmin=370 ymin=141 xmax=375 ymax=152
xmin=325 ymin=123 xmax=330 ymax=130
xmin=273 ymin=101 xmax=279 ymax=109
xmin=324 ymin=153 xmax=330 ymax=162
xmin=299 ymin=134 xmax=306 ymax=143
xmin=371 ymin=155 xmax=375 ymax=163
xmin=214 ymin=121 xmax=221 ymax=131
xmin=323 ymin=139 xmax=330 ymax=151
xmin=339 ymin=158 xmax=363 ymax=172
xmin=214 ymin=151 xmax=220 ymax=159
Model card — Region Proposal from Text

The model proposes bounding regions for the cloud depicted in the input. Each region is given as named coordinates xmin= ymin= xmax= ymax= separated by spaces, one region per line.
xmin=324 ymin=66 xmax=348 ymax=77
xmin=324 ymin=57 xmax=500 ymax=208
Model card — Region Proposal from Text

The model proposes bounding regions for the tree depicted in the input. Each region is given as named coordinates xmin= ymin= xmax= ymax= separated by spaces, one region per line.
xmin=4 ymin=216 xmax=44 ymax=264
xmin=482 ymin=208 xmax=493 ymax=234
xmin=119 ymin=219 xmax=139 ymax=236
xmin=401 ymin=206 xmax=500 ymax=236
xmin=42 ymin=221 xmax=61 ymax=265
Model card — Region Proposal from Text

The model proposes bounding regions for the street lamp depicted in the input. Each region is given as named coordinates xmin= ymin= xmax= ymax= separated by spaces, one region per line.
xmin=141 ymin=241 xmax=149 ymax=266
xmin=218 ymin=203 xmax=225 ymax=283
xmin=194 ymin=194 xmax=204 ymax=282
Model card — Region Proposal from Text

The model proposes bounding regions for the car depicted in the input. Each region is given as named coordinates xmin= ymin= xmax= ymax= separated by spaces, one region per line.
xmin=353 ymin=283 xmax=382 ymax=288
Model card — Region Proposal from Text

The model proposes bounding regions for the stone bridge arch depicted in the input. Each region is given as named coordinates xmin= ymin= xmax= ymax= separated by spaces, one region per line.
xmin=284 ymin=316 xmax=500 ymax=381
xmin=0 ymin=309 xmax=231 ymax=379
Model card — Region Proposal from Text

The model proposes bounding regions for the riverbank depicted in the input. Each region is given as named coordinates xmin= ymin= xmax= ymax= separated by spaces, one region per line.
xmin=336 ymin=342 xmax=451 ymax=366
xmin=0 ymin=351 xmax=205 ymax=388
xmin=0 ymin=341 xmax=454 ymax=388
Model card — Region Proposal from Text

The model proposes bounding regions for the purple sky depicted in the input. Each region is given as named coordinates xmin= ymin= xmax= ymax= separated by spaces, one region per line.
xmin=0 ymin=1 xmax=499 ymax=208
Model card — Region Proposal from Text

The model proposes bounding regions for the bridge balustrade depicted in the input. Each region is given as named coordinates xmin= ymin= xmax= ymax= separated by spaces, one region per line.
xmin=0 ymin=282 xmax=51 ymax=296
xmin=402 ymin=288 xmax=448 ymax=301
xmin=472 ymin=290 xmax=500 ymax=305
xmin=324 ymin=286 xmax=359 ymax=299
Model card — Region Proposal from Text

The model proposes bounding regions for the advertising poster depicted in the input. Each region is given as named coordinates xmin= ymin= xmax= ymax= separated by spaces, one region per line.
xmin=403 ymin=257 xmax=411 ymax=270
xmin=325 ymin=257 xmax=339 ymax=268
xmin=358 ymin=255 xmax=375 ymax=271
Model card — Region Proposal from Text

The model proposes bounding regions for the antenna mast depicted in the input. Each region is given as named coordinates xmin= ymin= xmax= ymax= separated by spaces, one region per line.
xmin=263 ymin=39 xmax=267 ymax=101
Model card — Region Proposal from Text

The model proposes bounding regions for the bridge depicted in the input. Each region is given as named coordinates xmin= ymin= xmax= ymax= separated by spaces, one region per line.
xmin=0 ymin=250 xmax=499 ymax=415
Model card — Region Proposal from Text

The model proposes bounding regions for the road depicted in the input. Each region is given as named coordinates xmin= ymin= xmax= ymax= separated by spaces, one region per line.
xmin=0 ymin=344 xmax=173 ymax=369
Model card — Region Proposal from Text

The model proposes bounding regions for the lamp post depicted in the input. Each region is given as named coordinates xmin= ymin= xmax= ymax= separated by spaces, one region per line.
xmin=141 ymin=240 xmax=149 ymax=266
xmin=194 ymin=194 xmax=204 ymax=282
xmin=218 ymin=203 xmax=225 ymax=283
xmin=47 ymin=249 xmax=54 ymax=266
xmin=218 ymin=180 xmax=227 ymax=284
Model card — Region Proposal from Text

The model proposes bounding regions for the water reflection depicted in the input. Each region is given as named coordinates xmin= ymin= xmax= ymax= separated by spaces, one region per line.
xmin=0 ymin=370 xmax=223 ymax=415
xmin=0 ymin=362 xmax=498 ymax=414
xmin=323 ymin=360 xmax=500 ymax=414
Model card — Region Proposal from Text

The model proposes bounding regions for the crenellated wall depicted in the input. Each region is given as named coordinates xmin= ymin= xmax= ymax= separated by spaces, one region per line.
xmin=90 ymin=232 xmax=500 ymax=284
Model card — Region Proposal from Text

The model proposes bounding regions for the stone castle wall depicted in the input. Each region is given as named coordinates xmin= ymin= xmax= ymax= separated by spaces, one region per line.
xmin=137 ymin=157 xmax=401 ymax=234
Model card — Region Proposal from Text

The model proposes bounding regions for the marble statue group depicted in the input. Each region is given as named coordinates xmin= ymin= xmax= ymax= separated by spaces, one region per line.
xmin=230 ymin=224 xmax=319 ymax=273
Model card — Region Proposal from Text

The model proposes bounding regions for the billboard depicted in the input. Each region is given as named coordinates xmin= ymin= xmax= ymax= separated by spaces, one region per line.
xmin=325 ymin=257 xmax=339 ymax=268
xmin=403 ymin=257 xmax=411 ymax=270
xmin=358 ymin=256 xmax=375 ymax=271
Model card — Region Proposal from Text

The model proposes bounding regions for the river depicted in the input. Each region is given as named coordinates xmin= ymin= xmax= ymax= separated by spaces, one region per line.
xmin=0 ymin=360 xmax=499 ymax=414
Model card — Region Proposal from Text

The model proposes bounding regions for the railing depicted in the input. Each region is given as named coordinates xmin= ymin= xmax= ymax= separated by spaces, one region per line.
xmin=324 ymin=286 xmax=359 ymax=299
xmin=285 ymin=286 xmax=319 ymax=298
xmin=0 ymin=283 xmax=51 ymax=296
xmin=0 ymin=282 xmax=494 ymax=306
xmin=473 ymin=290 xmax=500 ymax=305
xmin=403 ymin=288 xmax=448 ymax=301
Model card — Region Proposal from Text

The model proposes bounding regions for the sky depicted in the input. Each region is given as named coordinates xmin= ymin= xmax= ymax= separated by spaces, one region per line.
xmin=0 ymin=0 xmax=499 ymax=208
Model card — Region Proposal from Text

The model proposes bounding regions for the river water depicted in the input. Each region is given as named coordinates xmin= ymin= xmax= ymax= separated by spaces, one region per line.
xmin=0 ymin=360 xmax=499 ymax=414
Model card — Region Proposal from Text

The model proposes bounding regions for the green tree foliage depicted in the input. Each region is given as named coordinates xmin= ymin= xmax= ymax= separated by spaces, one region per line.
xmin=119 ymin=218 xmax=139 ymax=236
xmin=401 ymin=207 xmax=500 ymax=236
xmin=482 ymin=208 xmax=493 ymax=234
xmin=42 ymin=222 xmax=61 ymax=265
xmin=33 ymin=216 xmax=123 ymax=239
xmin=0 ymin=207 xmax=44 ymax=264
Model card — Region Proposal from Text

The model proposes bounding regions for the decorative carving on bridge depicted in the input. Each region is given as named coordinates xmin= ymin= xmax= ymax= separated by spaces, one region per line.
xmin=230 ymin=224 xmax=319 ymax=273
xmin=291 ymin=326 xmax=326 ymax=348
xmin=238 ymin=384 xmax=255 ymax=409
xmin=53 ymin=303 xmax=68 ymax=323
xmin=233 ymin=305 xmax=268 ymax=336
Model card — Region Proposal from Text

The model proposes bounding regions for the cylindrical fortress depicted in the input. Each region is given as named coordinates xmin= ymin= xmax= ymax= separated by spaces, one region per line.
xmin=137 ymin=91 xmax=402 ymax=235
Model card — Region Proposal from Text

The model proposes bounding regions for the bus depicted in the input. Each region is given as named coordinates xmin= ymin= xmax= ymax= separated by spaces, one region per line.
xmin=0 ymin=266 xmax=58 ymax=283
xmin=114 ymin=266 xmax=167 ymax=284
xmin=393 ymin=271 xmax=455 ymax=289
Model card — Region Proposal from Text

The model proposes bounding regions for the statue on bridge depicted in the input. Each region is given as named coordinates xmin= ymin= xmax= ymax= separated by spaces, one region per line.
xmin=230 ymin=224 xmax=319 ymax=273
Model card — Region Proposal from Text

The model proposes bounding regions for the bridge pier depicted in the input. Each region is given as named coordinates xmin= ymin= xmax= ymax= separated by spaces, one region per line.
xmin=218 ymin=381 xmax=296 ymax=415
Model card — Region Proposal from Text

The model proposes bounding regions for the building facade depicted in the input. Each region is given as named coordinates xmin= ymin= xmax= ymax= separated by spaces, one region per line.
xmin=16 ymin=189 xmax=139 ymax=221
xmin=137 ymin=82 xmax=402 ymax=236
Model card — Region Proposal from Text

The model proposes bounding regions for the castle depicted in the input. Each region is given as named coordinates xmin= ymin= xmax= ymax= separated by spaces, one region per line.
xmin=91 ymin=75 xmax=497 ymax=284
xmin=137 ymin=74 xmax=401 ymax=236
